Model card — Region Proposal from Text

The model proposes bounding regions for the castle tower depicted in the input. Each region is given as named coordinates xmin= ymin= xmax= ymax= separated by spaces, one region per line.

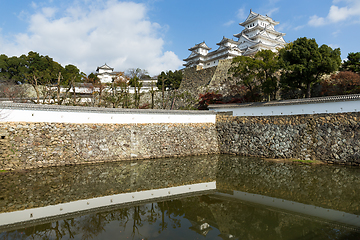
xmin=234 ymin=9 xmax=286 ymax=56
xmin=183 ymin=42 xmax=212 ymax=68
xmin=183 ymin=9 xmax=286 ymax=69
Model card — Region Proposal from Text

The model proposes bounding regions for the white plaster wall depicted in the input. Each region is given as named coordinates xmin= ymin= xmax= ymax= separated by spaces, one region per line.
xmin=0 ymin=182 xmax=216 ymax=227
xmin=209 ymin=100 xmax=360 ymax=116
xmin=100 ymin=74 xmax=112 ymax=83
xmin=0 ymin=108 xmax=216 ymax=124
xmin=215 ymin=191 xmax=360 ymax=228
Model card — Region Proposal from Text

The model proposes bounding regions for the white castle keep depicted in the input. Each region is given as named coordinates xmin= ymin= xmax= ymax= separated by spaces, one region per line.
xmin=183 ymin=10 xmax=286 ymax=69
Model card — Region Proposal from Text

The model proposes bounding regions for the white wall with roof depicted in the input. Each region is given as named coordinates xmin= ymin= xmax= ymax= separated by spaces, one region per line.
xmin=0 ymin=103 xmax=216 ymax=124
xmin=208 ymin=95 xmax=360 ymax=117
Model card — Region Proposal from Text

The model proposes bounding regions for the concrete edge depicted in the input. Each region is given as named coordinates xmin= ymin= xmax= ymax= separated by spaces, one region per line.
xmin=208 ymin=94 xmax=360 ymax=109
xmin=0 ymin=102 xmax=215 ymax=115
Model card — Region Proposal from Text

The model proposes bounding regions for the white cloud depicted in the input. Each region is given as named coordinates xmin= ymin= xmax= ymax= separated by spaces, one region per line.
xmin=332 ymin=29 xmax=341 ymax=37
xmin=0 ymin=0 xmax=183 ymax=76
xmin=223 ymin=20 xmax=235 ymax=26
xmin=276 ymin=22 xmax=289 ymax=32
xmin=294 ymin=25 xmax=305 ymax=31
xmin=308 ymin=15 xmax=327 ymax=26
xmin=237 ymin=8 xmax=246 ymax=20
xmin=308 ymin=0 xmax=360 ymax=26
xmin=328 ymin=43 xmax=340 ymax=49
xmin=31 ymin=2 xmax=38 ymax=9
xmin=266 ymin=8 xmax=279 ymax=17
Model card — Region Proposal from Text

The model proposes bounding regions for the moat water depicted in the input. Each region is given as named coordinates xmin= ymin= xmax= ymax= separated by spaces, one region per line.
xmin=1 ymin=155 xmax=360 ymax=239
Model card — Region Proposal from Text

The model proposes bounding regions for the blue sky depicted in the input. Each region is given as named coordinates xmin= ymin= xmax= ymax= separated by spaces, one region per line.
xmin=0 ymin=0 xmax=359 ymax=76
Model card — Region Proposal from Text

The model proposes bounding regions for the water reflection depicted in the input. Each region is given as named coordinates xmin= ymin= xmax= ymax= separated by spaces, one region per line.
xmin=1 ymin=155 xmax=360 ymax=239
xmin=216 ymin=155 xmax=360 ymax=215
xmin=0 ymin=155 xmax=217 ymax=213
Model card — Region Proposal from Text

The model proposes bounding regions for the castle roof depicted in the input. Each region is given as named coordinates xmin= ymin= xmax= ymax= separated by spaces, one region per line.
xmin=240 ymin=9 xmax=279 ymax=27
xmin=96 ymin=63 xmax=114 ymax=72
xmin=188 ymin=41 xmax=211 ymax=51
xmin=216 ymin=37 xmax=238 ymax=46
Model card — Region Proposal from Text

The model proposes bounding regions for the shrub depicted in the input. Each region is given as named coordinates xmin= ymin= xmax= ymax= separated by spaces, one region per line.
xmin=321 ymin=71 xmax=360 ymax=96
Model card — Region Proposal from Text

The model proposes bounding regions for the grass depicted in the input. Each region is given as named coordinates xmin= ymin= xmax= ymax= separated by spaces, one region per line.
xmin=292 ymin=159 xmax=315 ymax=164
xmin=0 ymin=170 xmax=7 ymax=173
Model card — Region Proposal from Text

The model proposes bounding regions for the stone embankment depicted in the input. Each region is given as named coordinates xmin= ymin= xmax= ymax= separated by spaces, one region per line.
xmin=0 ymin=122 xmax=218 ymax=170
xmin=1 ymin=102 xmax=360 ymax=171
xmin=216 ymin=112 xmax=360 ymax=165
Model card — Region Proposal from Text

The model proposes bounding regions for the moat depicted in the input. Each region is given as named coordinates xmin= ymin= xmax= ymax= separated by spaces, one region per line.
xmin=1 ymin=154 xmax=360 ymax=239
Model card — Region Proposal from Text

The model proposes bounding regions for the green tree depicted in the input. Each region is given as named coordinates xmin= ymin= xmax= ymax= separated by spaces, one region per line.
xmin=156 ymin=70 xmax=183 ymax=109
xmin=63 ymin=64 xmax=81 ymax=85
xmin=228 ymin=50 xmax=281 ymax=102
xmin=156 ymin=70 xmax=182 ymax=90
xmin=228 ymin=55 xmax=263 ymax=101
xmin=279 ymin=37 xmax=341 ymax=98
xmin=255 ymin=50 xmax=280 ymax=100
xmin=341 ymin=52 xmax=360 ymax=73
xmin=54 ymin=64 xmax=82 ymax=105
xmin=0 ymin=54 xmax=27 ymax=83
xmin=23 ymin=51 xmax=65 ymax=103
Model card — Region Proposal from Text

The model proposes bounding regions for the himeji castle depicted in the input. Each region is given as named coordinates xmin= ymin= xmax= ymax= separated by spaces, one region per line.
xmin=183 ymin=9 xmax=286 ymax=69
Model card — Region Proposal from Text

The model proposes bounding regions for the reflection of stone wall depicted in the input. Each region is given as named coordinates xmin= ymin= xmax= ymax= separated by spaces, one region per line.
xmin=216 ymin=155 xmax=360 ymax=215
xmin=216 ymin=112 xmax=360 ymax=164
xmin=0 ymin=122 xmax=219 ymax=170
xmin=0 ymin=155 xmax=218 ymax=213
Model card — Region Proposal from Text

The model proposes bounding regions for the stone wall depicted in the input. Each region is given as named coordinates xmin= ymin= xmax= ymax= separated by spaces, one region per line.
xmin=180 ymin=66 xmax=217 ymax=90
xmin=216 ymin=112 xmax=360 ymax=164
xmin=207 ymin=59 xmax=233 ymax=89
xmin=180 ymin=59 xmax=233 ymax=93
xmin=0 ymin=122 xmax=219 ymax=170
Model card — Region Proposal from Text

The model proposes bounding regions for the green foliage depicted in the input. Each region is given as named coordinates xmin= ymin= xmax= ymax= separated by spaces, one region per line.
xmin=0 ymin=52 xmax=85 ymax=87
xmin=0 ymin=54 xmax=27 ymax=83
xmin=63 ymin=64 xmax=81 ymax=85
xmin=228 ymin=50 xmax=280 ymax=101
xmin=156 ymin=70 xmax=182 ymax=90
xmin=128 ymin=76 xmax=143 ymax=88
xmin=228 ymin=56 xmax=261 ymax=92
xmin=255 ymin=50 xmax=280 ymax=100
xmin=84 ymin=72 xmax=100 ymax=84
xmin=279 ymin=37 xmax=341 ymax=98
xmin=24 ymin=51 xmax=64 ymax=84
xmin=292 ymin=159 xmax=314 ymax=164
xmin=341 ymin=52 xmax=360 ymax=73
